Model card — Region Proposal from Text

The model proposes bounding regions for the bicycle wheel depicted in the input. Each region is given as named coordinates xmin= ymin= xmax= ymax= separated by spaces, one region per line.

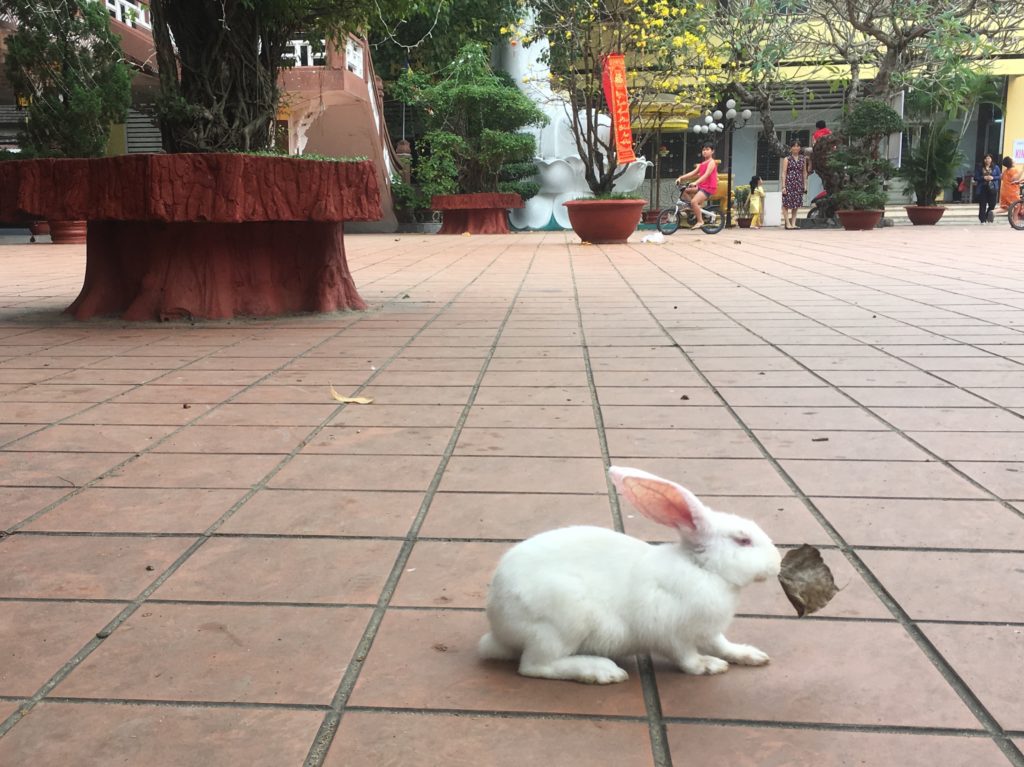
xmin=1009 ymin=200 xmax=1024 ymax=231
xmin=656 ymin=208 xmax=680 ymax=235
xmin=701 ymin=206 xmax=725 ymax=234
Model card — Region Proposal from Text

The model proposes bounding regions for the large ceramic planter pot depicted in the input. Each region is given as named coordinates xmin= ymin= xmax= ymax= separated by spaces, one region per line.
xmin=837 ymin=209 xmax=883 ymax=231
xmin=563 ymin=198 xmax=645 ymax=244
xmin=736 ymin=217 xmax=753 ymax=229
xmin=28 ymin=221 xmax=50 ymax=237
xmin=904 ymin=205 xmax=946 ymax=225
xmin=48 ymin=220 xmax=87 ymax=244
xmin=431 ymin=193 xmax=524 ymax=234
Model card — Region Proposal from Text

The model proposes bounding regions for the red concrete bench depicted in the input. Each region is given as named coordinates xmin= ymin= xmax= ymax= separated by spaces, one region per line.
xmin=0 ymin=154 xmax=380 ymax=321
xmin=431 ymin=192 xmax=523 ymax=234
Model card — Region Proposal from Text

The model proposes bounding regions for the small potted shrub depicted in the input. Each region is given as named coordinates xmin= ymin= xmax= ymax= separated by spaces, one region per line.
xmin=732 ymin=184 xmax=753 ymax=228
xmin=898 ymin=119 xmax=962 ymax=225
xmin=831 ymin=100 xmax=904 ymax=231
xmin=394 ymin=43 xmax=547 ymax=234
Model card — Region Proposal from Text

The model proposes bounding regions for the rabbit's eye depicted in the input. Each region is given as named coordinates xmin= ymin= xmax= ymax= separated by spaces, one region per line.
xmin=733 ymin=535 xmax=753 ymax=547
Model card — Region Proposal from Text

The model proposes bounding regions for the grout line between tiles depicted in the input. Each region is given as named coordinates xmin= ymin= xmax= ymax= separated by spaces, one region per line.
xmin=619 ymin=246 xmax=1024 ymax=767
xmin=301 ymin=239 xmax=539 ymax=766
xmin=0 ymin=245 xmax=513 ymax=739
xmin=569 ymin=242 xmax=668 ymax=767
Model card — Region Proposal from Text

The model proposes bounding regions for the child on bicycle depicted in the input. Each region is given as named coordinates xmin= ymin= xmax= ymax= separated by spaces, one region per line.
xmin=676 ymin=143 xmax=718 ymax=229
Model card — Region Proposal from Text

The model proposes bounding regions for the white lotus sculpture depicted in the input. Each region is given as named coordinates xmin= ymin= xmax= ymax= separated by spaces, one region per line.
xmin=500 ymin=38 xmax=648 ymax=231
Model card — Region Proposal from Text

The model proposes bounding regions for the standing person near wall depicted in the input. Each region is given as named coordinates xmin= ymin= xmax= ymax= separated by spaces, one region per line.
xmin=748 ymin=175 xmax=765 ymax=229
xmin=781 ymin=139 xmax=807 ymax=229
xmin=811 ymin=120 xmax=831 ymax=144
xmin=974 ymin=153 xmax=1001 ymax=223
xmin=996 ymin=157 xmax=1020 ymax=214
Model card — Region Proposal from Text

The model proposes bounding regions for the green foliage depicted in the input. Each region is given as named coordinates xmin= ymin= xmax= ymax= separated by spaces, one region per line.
xmin=732 ymin=184 xmax=751 ymax=216
xmin=833 ymin=184 xmax=888 ymax=211
xmin=391 ymin=175 xmax=428 ymax=212
xmin=842 ymin=99 xmax=905 ymax=152
xmin=371 ymin=0 xmax=516 ymax=79
xmin=590 ymin=191 xmax=646 ymax=200
xmin=0 ymin=0 xmax=132 ymax=157
xmin=149 ymin=0 xmax=418 ymax=152
xmin=0 ymin=148 xmax=35 ymax=160
xmin=898 ymin=120 xmax=962 ymax=206
xmin=820 ymin=99 xmax=902 ymax=211
xmin=245 ymin=150 xmax=369 ymax=162
xmin=395 ymin=43 xmax=547 ymax=199
xmin=831 ymin=148 xmax=894 ymax=210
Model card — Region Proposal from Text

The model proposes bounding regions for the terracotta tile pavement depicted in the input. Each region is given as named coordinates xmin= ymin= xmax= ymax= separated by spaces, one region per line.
xmin=1 ymin=229 xmax=1023 ymax=765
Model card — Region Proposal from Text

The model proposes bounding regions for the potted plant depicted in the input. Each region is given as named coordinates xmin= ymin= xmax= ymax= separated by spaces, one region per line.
xmin=393 ymin=43 xmax=547 ymax=234
xmin=898 ymin=118 xmax=962 ymax=225
xmin=0 ymin=0 xmax=132 ymax=244
xmin=510 ymin=0 xmax=713 ymax=242
xmin=732 ymin=184 xmax=753 ymax=228
xmin=828 ymin=100 xmax=904 ymax=231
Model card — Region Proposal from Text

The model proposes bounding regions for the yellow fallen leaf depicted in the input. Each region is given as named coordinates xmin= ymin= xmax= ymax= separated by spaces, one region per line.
xmin=329 ymin=385 xmax=373 ymax=405
xmin=462 ymin=232 xmax=472 ymax=236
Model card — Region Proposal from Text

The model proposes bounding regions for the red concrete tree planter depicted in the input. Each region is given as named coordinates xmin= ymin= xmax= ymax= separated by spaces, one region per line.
xmin=904 ymin=205 xmax=946 ymax=225
xmin=0 ymin=154 xmax=380 ymax=321
xmin=563 ymin=198 xmax=645 ymax=244
xmin=431 ymin=193 xmax=523 ymax=234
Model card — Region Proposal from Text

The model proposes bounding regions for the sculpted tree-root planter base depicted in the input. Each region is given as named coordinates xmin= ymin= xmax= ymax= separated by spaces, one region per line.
xmin=0 ymin=154 xmax=380 ymax=320
xmin=431 ymin=193 xmax=523 ymax=235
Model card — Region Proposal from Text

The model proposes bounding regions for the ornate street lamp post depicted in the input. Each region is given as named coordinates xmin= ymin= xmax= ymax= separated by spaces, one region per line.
xmin=691 ymin=99 xmax=752 ymax=227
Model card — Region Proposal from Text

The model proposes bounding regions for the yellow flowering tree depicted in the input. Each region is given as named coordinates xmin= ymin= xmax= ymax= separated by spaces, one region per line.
xmin=507 ymin=0 xmax=719 ymax=194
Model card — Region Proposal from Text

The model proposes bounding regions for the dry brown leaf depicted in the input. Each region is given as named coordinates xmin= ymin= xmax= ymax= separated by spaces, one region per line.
xmin=778 ymin=544 xmax=838 ymax=617
xmin=329 ymin=385 xmax=373 ymax=405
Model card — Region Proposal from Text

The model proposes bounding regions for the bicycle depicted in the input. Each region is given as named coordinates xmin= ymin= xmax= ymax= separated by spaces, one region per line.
xmin=1007 ymin=179 xmax=1024 ymax=230
xmin=656 ymin=184 xmax=725 ymax=235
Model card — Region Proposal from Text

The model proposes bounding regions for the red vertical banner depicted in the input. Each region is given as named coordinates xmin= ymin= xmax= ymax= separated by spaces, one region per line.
xmin=601 ymin=54 xmax=637 ymax=165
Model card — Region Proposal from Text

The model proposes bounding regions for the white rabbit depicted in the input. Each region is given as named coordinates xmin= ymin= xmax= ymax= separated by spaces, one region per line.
xmin=478 ymin=465 xmax=782 ymax=684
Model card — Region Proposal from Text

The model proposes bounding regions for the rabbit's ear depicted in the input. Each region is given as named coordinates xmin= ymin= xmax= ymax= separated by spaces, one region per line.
xmin=609 ymin=466 xmax=707 ymax=533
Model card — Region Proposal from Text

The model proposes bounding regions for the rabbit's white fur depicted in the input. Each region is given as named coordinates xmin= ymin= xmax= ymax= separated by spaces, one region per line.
xmin=479 ymin=466 xmax=782 ymax=684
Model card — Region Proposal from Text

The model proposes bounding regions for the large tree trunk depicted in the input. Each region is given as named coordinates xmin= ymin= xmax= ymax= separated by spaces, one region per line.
xmin=149 ymin=0 xmax=284 ymax=152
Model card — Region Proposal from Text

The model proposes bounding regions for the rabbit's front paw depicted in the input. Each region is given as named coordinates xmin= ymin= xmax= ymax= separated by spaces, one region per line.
xmin=728 ymin=645 xmax=770 ymax=666
xmin=679 ymin=654 xmax=729 ymax=675
xmin=708 ymin=636 xmax=770 ymax=667
xmin=581 ymin=660 xmax=630 ymax=685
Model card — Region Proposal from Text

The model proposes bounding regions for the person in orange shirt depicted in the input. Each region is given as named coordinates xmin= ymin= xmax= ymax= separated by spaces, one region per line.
xmin=997 ymin=157 xmax=1021 ymax=213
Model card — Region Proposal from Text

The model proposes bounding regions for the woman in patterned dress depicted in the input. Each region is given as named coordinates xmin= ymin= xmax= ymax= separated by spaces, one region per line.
xmin=781 ymin=139 xmax=807 ymax=229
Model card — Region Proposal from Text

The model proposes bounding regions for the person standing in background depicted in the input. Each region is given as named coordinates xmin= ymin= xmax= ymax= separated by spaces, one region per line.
xmin=974 ymin=153 xmax=1001 ymax=223
xmin=781 ymin=139 xmax=807 ymax=230
xmin=748 ymin=175 xmax=765 ymax=229
xmin=996 ymin=157 xmax=1020 ymax=214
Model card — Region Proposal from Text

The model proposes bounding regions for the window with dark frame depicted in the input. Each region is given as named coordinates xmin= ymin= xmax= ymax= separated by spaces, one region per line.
xmin=756 ymin=129 xmax=810 ymax=181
